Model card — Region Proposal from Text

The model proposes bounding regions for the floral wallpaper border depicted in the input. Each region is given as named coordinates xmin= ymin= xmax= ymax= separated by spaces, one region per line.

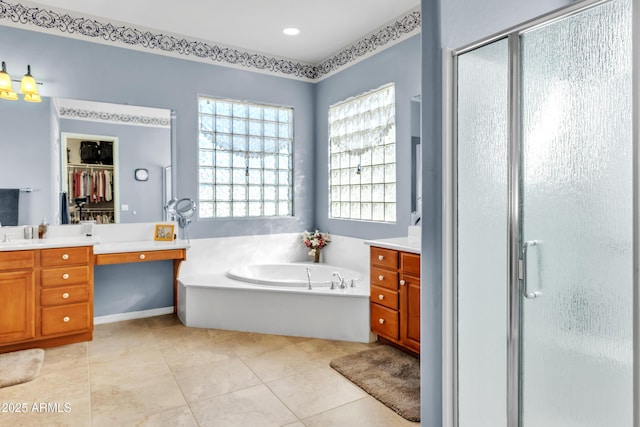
xmin=58 ymin=107 xmax=171 ymax=128
xmin=0 ymin=1 xmax=420 ymax=80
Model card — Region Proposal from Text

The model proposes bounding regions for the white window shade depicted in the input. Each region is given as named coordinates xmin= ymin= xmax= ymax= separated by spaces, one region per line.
xmin=328 ymin=83 xmax=396 ymax=222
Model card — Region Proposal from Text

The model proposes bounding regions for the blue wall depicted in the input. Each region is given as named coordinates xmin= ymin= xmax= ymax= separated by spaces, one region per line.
xmin=0 ymin=24 xmax=316 ymax=237
xmin=0 ymin=98 xmax=52 ymax=226
xmin=315 ymin=35 xmax=421 ymax=239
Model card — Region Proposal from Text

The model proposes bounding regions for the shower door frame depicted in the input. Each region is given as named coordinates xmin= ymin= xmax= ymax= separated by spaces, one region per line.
xmin=443 ymin=0 xmax=639 ymax=426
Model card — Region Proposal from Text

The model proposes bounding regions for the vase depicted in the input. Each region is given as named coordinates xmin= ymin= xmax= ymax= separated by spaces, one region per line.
xmin=313 ymin=250 xmax=321 ymax=263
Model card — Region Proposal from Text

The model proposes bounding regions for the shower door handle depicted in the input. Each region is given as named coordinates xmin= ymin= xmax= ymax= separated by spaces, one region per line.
xmin=521 ymin=240 xmax=542 ymax=299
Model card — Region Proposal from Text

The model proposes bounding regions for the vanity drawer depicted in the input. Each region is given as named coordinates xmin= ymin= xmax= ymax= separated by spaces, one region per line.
xmin=41 ymin=302 xmax=91 ymax=336
xmin=401 ymin=252 xmax=421 ymax=276
xmin=41 ymin=247 xmax=91 ymax=267
xmin=41 ymin=266 xmax=90 ymax=287
xmin=370 ymin=247 xmax=398 ymax=269
xmin=41 ymin=284 xmax=89 ymax=306
xmin=370 ymin=267 xmax=398 ymax=290
xmin=94 ymin=249 xmax=186 ymax=265
xmin=0 ymin=250 xmax=35 ymax=270
xmin=371 ymin=285 xmax=399 ymax=310
xmin=370 ymin=303 xmax=399 ymax=340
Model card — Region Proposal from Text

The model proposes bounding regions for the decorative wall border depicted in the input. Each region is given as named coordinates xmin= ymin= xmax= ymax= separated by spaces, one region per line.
xmin=317 ymin=10 xmax=421 ymax=79
xmin=0 ymin=0 xmax=420 ymax=81
xmin=58 ymin=107 xmax=170 ymax=128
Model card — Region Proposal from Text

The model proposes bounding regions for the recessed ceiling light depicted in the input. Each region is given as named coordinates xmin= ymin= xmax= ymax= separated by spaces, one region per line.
xmin=283 ymin=27 xmax=300 ymax=36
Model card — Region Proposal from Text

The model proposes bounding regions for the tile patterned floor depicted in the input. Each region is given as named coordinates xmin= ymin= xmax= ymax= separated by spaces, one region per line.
xmin=0 ymin=315 xmax=420 ymax=426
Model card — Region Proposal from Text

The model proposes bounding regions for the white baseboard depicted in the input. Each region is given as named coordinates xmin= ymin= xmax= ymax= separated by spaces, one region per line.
xmin=94 ymin=306 xmax=174 ymax=325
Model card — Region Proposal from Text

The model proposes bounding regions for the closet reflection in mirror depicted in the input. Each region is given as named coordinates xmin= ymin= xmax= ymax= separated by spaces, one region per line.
xmin=62 ymin=134 xmax=118 ymax=224
xmin=54 ymin=98 xmax=172 ymax=225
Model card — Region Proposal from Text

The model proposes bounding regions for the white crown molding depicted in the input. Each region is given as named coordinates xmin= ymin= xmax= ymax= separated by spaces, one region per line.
xmin=0 ymin=1 xmax=420 ymax=82
xmin=54 ymin=98 xmax=171 ymax=128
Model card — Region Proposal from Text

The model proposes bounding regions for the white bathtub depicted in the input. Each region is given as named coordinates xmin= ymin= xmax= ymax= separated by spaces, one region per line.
xmin=178 ymin=262 xmax=372 ymax=343
xmin=227 ymin=263 xmax=362 ymax=288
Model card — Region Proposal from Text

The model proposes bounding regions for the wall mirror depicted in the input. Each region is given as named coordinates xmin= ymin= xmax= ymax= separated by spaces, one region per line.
xmin=0 ymin=97 xmax=174 ymax=226
xmin=55 ymin=98 xmax=173 ymax=225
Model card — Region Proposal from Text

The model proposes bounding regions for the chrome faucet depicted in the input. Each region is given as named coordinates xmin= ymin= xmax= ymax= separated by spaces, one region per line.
xmin=332 ymin=272 xmax=346 ymax=289
xmin=2 ymin=233 xmax=9 ymax=243
xmin=305 ymin=266 xmax=312 ymax=290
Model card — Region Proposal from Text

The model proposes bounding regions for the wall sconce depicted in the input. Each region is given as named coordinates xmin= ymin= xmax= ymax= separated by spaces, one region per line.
xmin=0 ymin=61 xmax=41 ymax=102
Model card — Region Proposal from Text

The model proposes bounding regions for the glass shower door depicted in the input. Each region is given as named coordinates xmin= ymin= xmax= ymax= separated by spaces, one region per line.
xmin=456 ymin=38 xmax=509 ymax=427
xmin=519 ymin=0 xmax=633 ymax=425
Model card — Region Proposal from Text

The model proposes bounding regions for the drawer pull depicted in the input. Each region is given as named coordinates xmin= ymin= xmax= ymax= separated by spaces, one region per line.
xmin=378 ymin=318 xmax=385 ymax=325
xmin=63 ymin=316 xmax=70 ymax=323
xmin=139 ymin=254 xmax=146 ymax=260
xmin=378 ymin=294 xmax=384 ymax=300
xmin=378 ymin=275 xmax=384 ymax=281
xmin=400 ymin=279 xmax=406 ymax=286
xmin=61 ymin=254 xmax=69 ymax=260
xmin=62 ymin=273 xmax=70 ymax=280
xmin=378 ymin=255 xmax=384 ymax=261
xmin=62 ymin=292 xmax=69 ymax=299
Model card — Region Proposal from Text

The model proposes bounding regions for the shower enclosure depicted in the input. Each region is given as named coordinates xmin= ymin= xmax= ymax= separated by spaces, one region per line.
xmin=448 ymin=0 xmax=634 ymax=425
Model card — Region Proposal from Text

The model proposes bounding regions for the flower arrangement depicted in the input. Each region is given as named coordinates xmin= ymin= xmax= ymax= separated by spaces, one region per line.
xmin=302 ymin=229 xmax=330 ymax=261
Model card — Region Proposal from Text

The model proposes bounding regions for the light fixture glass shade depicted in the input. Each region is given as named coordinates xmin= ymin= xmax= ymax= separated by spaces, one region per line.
xmin=0 ymin=62 xmax=12 ymax=92
xmin=0 ymin=90 xmax=18 ymax=101
xmin=23 ymin=92 xmax=41 ymax=103
xmin=20 ymin=65 xmax=39 ymax=96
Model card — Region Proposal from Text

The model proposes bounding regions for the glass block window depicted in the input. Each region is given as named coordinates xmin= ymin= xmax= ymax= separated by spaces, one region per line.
xmin=198 ymin=96 xmax=293 ymax=218
xmin=328 ymin=83 xmax=396 ymax=222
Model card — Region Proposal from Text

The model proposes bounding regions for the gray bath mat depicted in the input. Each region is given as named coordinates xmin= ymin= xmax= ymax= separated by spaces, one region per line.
xmin=0 ymin=348 xmax=45 ymax=388
xmin=330 ymin=345 xmax=420 ymax=422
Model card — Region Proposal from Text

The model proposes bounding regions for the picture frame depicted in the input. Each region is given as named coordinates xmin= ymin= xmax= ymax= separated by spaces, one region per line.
xmin=154 ymin=223 xmax=175 ymax=241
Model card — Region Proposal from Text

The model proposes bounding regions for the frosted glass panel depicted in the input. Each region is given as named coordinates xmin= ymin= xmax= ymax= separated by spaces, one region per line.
xmin=520 ymin=0 xmax=632 ymax=425
xmin=457 ymin=38 xmax=509 ymax=427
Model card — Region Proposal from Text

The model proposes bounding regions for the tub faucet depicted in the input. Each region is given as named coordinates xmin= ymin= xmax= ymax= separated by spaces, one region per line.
xmin=305 ymin=267 xmax=312 ymax=290
xmin=332 ymin=272 xmax=346 ymax=289
xmin=2 ymin=233 xmax=9 ymax=243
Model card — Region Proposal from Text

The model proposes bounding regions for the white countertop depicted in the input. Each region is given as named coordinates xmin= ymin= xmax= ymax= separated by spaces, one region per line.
xmin=364 ymin=236 xmax=421 ymax=254
xmin=0 ymin=236 xmax=99 ymax=251
xmin=0 ymin=236 xmax=189 ymax=254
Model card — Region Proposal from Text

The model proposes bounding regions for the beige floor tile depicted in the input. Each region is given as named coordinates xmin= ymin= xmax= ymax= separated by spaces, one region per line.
xmin=302 ymin=395 xmax=420 ymax=427
xmin=150 ymin=323 xmax=213 ymax=349
xmin=242 ymin=343 xmax=325 ymax=382
xmin=89 ymin=347 xmax=171 ymax=387
xmin=0 ymin=316 xmax=414 ymax=426
xmin=295 ymin=338 xmax=379 ymax=365
xmin=266 ymin=367 xmax=367 ymax=419
xmin=92 ymin=318 xmax=150 ymax=339
xmin=0 ymin=395 xmax=91 ymax=427
xmin=190 ymin=384 xmax=298 ymax=427
xmin=0 ymin=364 xmax=89 ymax=403
xmin=0 ymin=368 xmax=91 ymax=426
xmin=144 ymin=313 xmax=183 ymax=330
xmin=173 ymin=357 xmax=261 ymax=403
xmin=42 ymin=342 xmax=88 ymax=371
xmin=161 ymin=335 xmax=237 ymax=372
xmin=219 ymin=332 xmax=299 ymax=358
xmin=88 ymin=328 xmax=158 ymax=357
xmin=130 ymin=405 xmax=199 ymax=427
xmin=91 ymin=373 xmax=187 ymax=427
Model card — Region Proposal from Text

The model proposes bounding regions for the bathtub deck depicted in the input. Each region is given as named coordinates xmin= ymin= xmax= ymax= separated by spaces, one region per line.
xmin=178 ymin=273 xmax=373 ymax=343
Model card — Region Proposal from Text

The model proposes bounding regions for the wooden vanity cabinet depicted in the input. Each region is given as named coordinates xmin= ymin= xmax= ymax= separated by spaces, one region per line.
xmin=0 ymin=246 xmax=94 ymax=353
xmin=40 ymin=247 xmax=93 ymax=339
xmin=369 ymin=246 xmax=420 ymax=354
xmin=0 ymin=251 xmax=36 ymax=344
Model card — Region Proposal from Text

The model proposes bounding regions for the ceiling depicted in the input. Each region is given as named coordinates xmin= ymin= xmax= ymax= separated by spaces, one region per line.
xmin=25 ymin=0 xmax=420 ymax=65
